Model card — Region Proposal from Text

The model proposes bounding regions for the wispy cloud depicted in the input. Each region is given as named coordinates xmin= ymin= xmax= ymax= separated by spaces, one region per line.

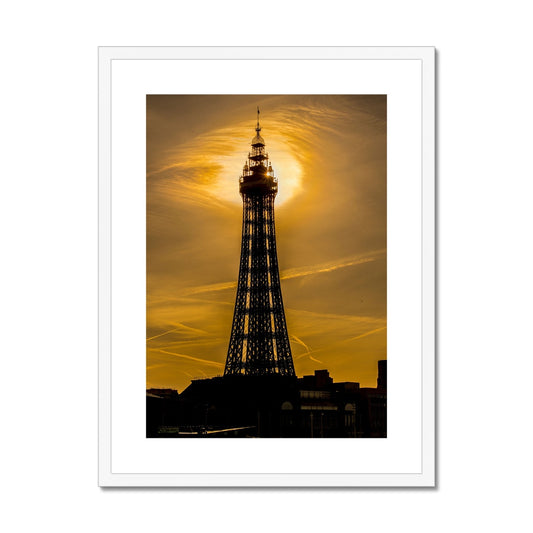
xmin=347 ymin=326 xmax=387 ymax=342
xmin=285 ymin=307 xmax=387 ymax=364
xmin=179 ymin=280 xmax=237 ymax=296
xmin=291 ymin=334 xmax=311 ymax=354
xmin=146 ymin=363 xmax=167 ymax=371
xmin=177 ymin=250 xmax=385 ymax=296
xmin=292 ymin=334 xmax=312 ymax=361
xmin=280 ymin=250 xmax=385 ymax=281
xmin=291 ymin=334 xmax=324 ymax=365
xmin=146 ymin=328 xmax=179 ymax=342
xmin=147 ymin=322 xmax=213 ymax=343
xmin=147 ymin=100 xmax=355 ymax=212
xmin=155 ymin=349 xmax=224 ymax=369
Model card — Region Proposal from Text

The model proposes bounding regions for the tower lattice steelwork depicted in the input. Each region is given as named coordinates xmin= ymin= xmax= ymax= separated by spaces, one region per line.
xmin=224 ymin=109 xmax=295 ymax=377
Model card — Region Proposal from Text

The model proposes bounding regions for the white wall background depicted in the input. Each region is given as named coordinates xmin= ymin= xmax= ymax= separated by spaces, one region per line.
xmin=1 ymin=1 xmax=531 ymax=531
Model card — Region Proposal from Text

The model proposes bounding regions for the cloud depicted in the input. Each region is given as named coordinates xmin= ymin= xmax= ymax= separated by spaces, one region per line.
xmin=280 ymin=250 xmax=385 ymax=281
xmin=292 ymin=334 xmax=313 ymax=361
xmin=177 ymin=250 xmax=385 ymax=296
xmin=347 ymin=326 xmax=387 ymax=342
xmin=179 ymin=280 xmax=237 ymax=296
xmin=291 ymin=335 xmax=325 ymax=365
xmin=291 ymin=334 xmax=311 ymax=354
xmin=154 ymin=349 xmax=224 ymax=369
xmin=286 ymin=307 xmax=387 ymax=364
xmin=146 ymin=328 xmax=179 ymax=342
xmin=147 ymin=98 xmax=359 ymax=212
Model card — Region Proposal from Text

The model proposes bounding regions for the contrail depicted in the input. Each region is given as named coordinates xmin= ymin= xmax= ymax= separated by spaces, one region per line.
xmin=178 ymin=250 xmax=385 ymax=297
xmin=347 ymin=326 xmax=387 ymax=342
xmin=173 ymin=321 xmax=210 ymax=336
xmin=291 ymin=334 xmax=311 ymax=360
xmin=156 ymin=349 xmax=224 ymax=368
xmin=291 ymin=334 xmax=311 ymax=353
xmin=146 ymin=322 xmax=210 ymax=342
xmin=180 ymin=281 xmax=237 ymax=296
xmin=291 ymin=334 xmax=324 ymax=364
xmin=146 ymin=328 xmax=179 ymax=342
xmin=280 ymin=256 xmax=378 ymax=281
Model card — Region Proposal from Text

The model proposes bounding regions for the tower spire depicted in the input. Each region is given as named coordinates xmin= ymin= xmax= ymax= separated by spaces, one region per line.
xmin=256 ymin=105 xmax=261 ymax=132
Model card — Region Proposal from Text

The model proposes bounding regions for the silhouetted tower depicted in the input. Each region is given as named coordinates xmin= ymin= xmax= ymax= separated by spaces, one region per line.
xmin=225 ymin=108 xmax=295 ymax=377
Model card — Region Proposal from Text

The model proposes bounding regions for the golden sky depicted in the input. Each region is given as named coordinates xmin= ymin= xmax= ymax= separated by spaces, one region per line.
xmin=147 ymin=95 xmax=386 ymax=391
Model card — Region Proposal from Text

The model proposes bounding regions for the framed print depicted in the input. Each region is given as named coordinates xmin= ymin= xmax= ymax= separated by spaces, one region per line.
xmin=98 ymin=46 xmax=435 ymax=487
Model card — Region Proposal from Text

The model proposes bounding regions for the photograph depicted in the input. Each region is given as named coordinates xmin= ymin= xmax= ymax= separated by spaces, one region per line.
xmin=146 ymin=95 xmax=387 ymax=438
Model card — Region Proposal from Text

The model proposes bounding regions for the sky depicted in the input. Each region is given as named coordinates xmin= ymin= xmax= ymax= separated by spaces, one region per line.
xmin=146 ymin=95 xmax=386 ymax=391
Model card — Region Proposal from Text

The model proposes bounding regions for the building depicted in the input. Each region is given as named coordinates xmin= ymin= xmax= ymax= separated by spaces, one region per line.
xmin=146 ymin=388 xmax=181 ymax=437
xmin=277 ymin=364 xmax=386 ymax=438
xmin=148 ymin=361 xmax=386 ymax=438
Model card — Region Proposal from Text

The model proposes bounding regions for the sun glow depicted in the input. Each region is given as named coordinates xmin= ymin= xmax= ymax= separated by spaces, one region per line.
xmin=150 ymin=117 xmax=306 ymax=210
xmin=211 ymin=138 xmax=303 ymax=206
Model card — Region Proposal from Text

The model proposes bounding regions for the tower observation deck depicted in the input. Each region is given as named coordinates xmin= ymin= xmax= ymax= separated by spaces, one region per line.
xmin=224 ymin=108 xmax=295 ymax=377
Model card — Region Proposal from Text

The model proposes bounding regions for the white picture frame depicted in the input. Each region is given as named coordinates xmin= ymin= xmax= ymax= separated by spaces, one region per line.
xmin=98 ymin=46 xmax=435 ymax=487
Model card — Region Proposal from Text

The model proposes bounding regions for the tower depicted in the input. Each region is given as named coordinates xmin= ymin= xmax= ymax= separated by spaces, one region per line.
xmin=225 ymin=109 xmax=295 ymax=377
